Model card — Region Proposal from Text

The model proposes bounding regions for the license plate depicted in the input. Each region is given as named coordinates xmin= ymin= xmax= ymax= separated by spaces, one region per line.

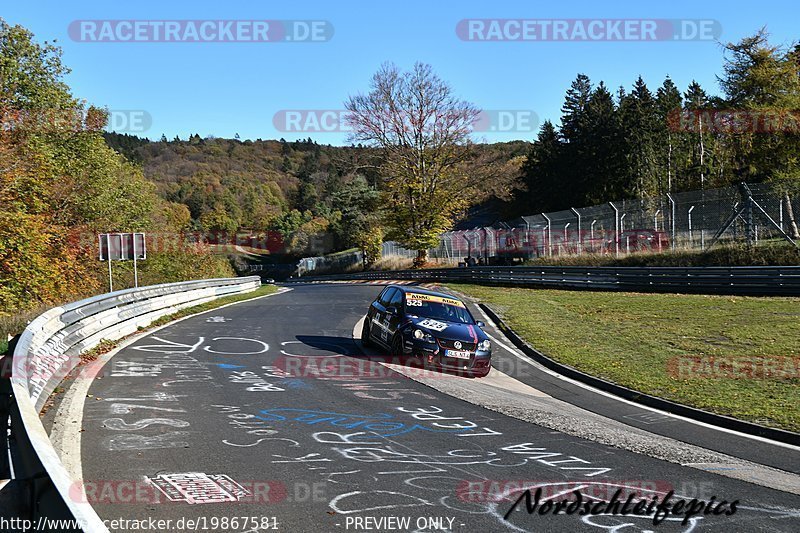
xmin=445 ymin=349 xmax=471 ymax=359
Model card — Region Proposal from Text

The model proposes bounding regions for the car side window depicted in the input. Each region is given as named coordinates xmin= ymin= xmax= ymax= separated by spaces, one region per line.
xmin=376 ymin=287 xmax=389 ymax=305
xmin=388 ymin=289 xmax=403 ymax=311
xmin=379 ymin=287 xmax=397 ymax=307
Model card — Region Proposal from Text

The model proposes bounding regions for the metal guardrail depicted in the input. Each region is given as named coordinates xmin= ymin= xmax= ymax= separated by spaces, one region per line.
xmin=1 ymin=276 xmax=261 ymax=531
xmin=293 ymin=266 xmax=800 ymax=296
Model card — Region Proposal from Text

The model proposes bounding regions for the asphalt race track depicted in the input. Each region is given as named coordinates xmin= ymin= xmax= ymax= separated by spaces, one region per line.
xmin=75 ymin=283 xmax=800 ymax=532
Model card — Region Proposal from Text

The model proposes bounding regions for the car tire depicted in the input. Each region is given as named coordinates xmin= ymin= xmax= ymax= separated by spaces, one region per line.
xmin=391 ymin=334 xmax=405 ymax=358
xmin=471 ymin=366 xmax=490 ymax=378
xmin=361 ymin=317 xmax=373 ymax=348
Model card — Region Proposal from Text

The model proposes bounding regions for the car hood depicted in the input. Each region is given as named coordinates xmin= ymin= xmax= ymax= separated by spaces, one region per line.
xmin=406 ymin=316 xmax=487 ymax=342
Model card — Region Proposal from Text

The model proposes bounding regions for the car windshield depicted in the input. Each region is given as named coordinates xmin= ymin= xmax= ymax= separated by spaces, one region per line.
xmin=404 ymin=293 xmax=474 ymax=324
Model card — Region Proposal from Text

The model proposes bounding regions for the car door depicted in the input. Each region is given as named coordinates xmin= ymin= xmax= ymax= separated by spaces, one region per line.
xmin=372 ymin=287 xmax=397 ymax=346
xmin=385 ymin=289 xmax=405 ymax=342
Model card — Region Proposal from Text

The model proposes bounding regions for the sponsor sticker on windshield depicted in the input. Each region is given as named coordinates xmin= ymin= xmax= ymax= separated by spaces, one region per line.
xmin=406 ymin=293 xmax=466 ymax=308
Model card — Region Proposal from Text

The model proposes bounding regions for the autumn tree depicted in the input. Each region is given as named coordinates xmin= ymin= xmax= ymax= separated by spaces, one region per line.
xmin=1 ymin=19 xmax=232 ymax=311
xmin=345 ymin=62 xmax=489 ymax=266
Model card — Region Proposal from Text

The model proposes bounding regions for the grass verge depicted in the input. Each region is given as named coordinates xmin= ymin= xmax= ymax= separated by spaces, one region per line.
xmin=146 ymin=284 xmax=278 ymax=328
xmin=449 ymin=283 xmax=800 ymax=432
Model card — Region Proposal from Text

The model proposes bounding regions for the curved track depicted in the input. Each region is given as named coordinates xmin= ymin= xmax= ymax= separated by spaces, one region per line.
xmin=72 ymin=283 xmax=800 ymax=532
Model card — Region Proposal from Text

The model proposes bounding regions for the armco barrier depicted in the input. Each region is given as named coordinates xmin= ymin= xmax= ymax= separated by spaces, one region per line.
xmin=1 ymin=276 xmax=261 ymax=531
xmin=293 ymin=265 xmax=800 ymax=296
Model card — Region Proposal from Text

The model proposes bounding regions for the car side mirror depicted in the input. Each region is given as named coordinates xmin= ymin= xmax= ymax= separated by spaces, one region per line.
xmin=476 ymin=321 xmax=485 ymax=327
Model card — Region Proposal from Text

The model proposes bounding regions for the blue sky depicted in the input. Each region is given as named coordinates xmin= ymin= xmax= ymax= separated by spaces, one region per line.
xmin=4 ymin=0 xmax=798 ymax=145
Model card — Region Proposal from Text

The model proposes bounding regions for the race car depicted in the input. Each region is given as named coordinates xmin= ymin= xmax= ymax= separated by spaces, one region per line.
xmin=361 ymin=285 xmax=492 ymax=377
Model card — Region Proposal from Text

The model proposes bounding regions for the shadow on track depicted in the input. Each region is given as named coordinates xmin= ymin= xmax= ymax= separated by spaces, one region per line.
xmin=294 ymin=334 xmax=481 ymax=379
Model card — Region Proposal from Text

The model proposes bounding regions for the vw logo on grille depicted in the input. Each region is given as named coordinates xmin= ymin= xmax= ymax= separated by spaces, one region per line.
xmin=454 ymin=341 xmax=462 ymax=349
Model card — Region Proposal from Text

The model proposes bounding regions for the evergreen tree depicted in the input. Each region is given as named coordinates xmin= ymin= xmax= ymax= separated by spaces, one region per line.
xmin=521 ymin=120 xmax=563 ymax=211
xmin=655 ymin=77 xmax=683 ymax=194
xmin=560 ymin=74 xmax=592 ymax=143
xmin=619 ymin=76 xmax=658 ymax=199
xmin=719 ymin=29 xmax=800 ymax=236
xmin=558 ymin=74 xmax=593 ymax=207
xmin=683 ymin=81 xmax=710 ymax=190
xmin=583 ymin=82 xmax=623 ymax=203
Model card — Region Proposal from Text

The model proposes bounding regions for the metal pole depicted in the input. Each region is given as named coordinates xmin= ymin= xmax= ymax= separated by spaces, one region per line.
xmin=591 ymin=220 xmax=597 ymax=252
xmin=688 ymin=205 xmax=696 ymax=246
xmin=108 ymin=258 xmax=113 ymax=292
xmin=133 ymin=235 xmax=139 ymax=288
xmin=541 ymin=229 xmax=546 ymax=256
xmin=667 ymin=193 xmax=676 ymax=250
xmin=608 ymin=202 xmax=619 ymax=257
xmin=620 ymin=213 xmax=627 ymax=254
xmin=564 ymin=223 xmax=571 ymax=254
xmin=524 ymin=219 xmax=531 ymax=259
xmin=571 ymin=208 xmax=582 ymax=255
xmin=654 ymin=210 xmax=661 ymax=231
xmin=542 ymin=213 xmax=552 ymax=257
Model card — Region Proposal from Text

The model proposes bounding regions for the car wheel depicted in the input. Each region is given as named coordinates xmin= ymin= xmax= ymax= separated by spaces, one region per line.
xmin=361 ymin=317 xmax=373 ymax=348
xmin=471 ymin=366 xmax=491 ymax=378
xmin=391 ymin=334 xmax=405 ymax=358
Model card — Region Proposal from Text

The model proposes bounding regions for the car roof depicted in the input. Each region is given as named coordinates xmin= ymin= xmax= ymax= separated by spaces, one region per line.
xmin=387 ymin=285 xmax=461 ymax=301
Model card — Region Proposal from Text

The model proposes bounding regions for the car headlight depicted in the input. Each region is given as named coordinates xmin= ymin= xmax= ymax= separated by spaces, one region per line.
xmin=413 ymin=329 xmax=435 ymax=342
xmin=478 ymin=339 xmax=491 ymax=351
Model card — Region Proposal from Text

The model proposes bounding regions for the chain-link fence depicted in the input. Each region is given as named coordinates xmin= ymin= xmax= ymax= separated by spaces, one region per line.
xmin=380 ymin=182 xmax=800 ymax=265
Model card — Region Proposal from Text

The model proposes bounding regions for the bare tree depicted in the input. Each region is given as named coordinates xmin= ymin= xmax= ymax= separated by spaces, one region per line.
xmin=345 ymin=62 xmax=487 ymax=266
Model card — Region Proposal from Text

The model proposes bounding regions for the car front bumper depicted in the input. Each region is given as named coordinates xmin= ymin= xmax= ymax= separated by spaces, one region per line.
xmin=406 ymin=337 xmax=491 ymax=372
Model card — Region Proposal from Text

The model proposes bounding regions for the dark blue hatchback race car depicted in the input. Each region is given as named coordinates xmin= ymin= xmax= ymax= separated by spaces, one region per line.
xmin=361 ymin=285 xmax=492 ymax=377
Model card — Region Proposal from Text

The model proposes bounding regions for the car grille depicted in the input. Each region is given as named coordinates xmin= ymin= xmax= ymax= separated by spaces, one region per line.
xmin=437 ymin=339 xmax=476 ymax=351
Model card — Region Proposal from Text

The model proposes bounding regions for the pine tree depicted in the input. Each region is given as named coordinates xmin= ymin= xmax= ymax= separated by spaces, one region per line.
xmin=720 ymin=29 xmax=800 ymax=236
xmin=655 ymin=77 xmax=683 ymax=194
xmin=619 ymin=76 xmax=659 ymax=199
xmin=557 ymin=74 xmax=593 ymax=206
xmin=583 ymin=82 xmax=623 ymax=203
xmin=560 ymin=74 xmax=592 ymax=143
xmin=521 ymin=120 xmax=563 ymax=211
xmin=683 ymin=81 xmax=710 ymax=190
